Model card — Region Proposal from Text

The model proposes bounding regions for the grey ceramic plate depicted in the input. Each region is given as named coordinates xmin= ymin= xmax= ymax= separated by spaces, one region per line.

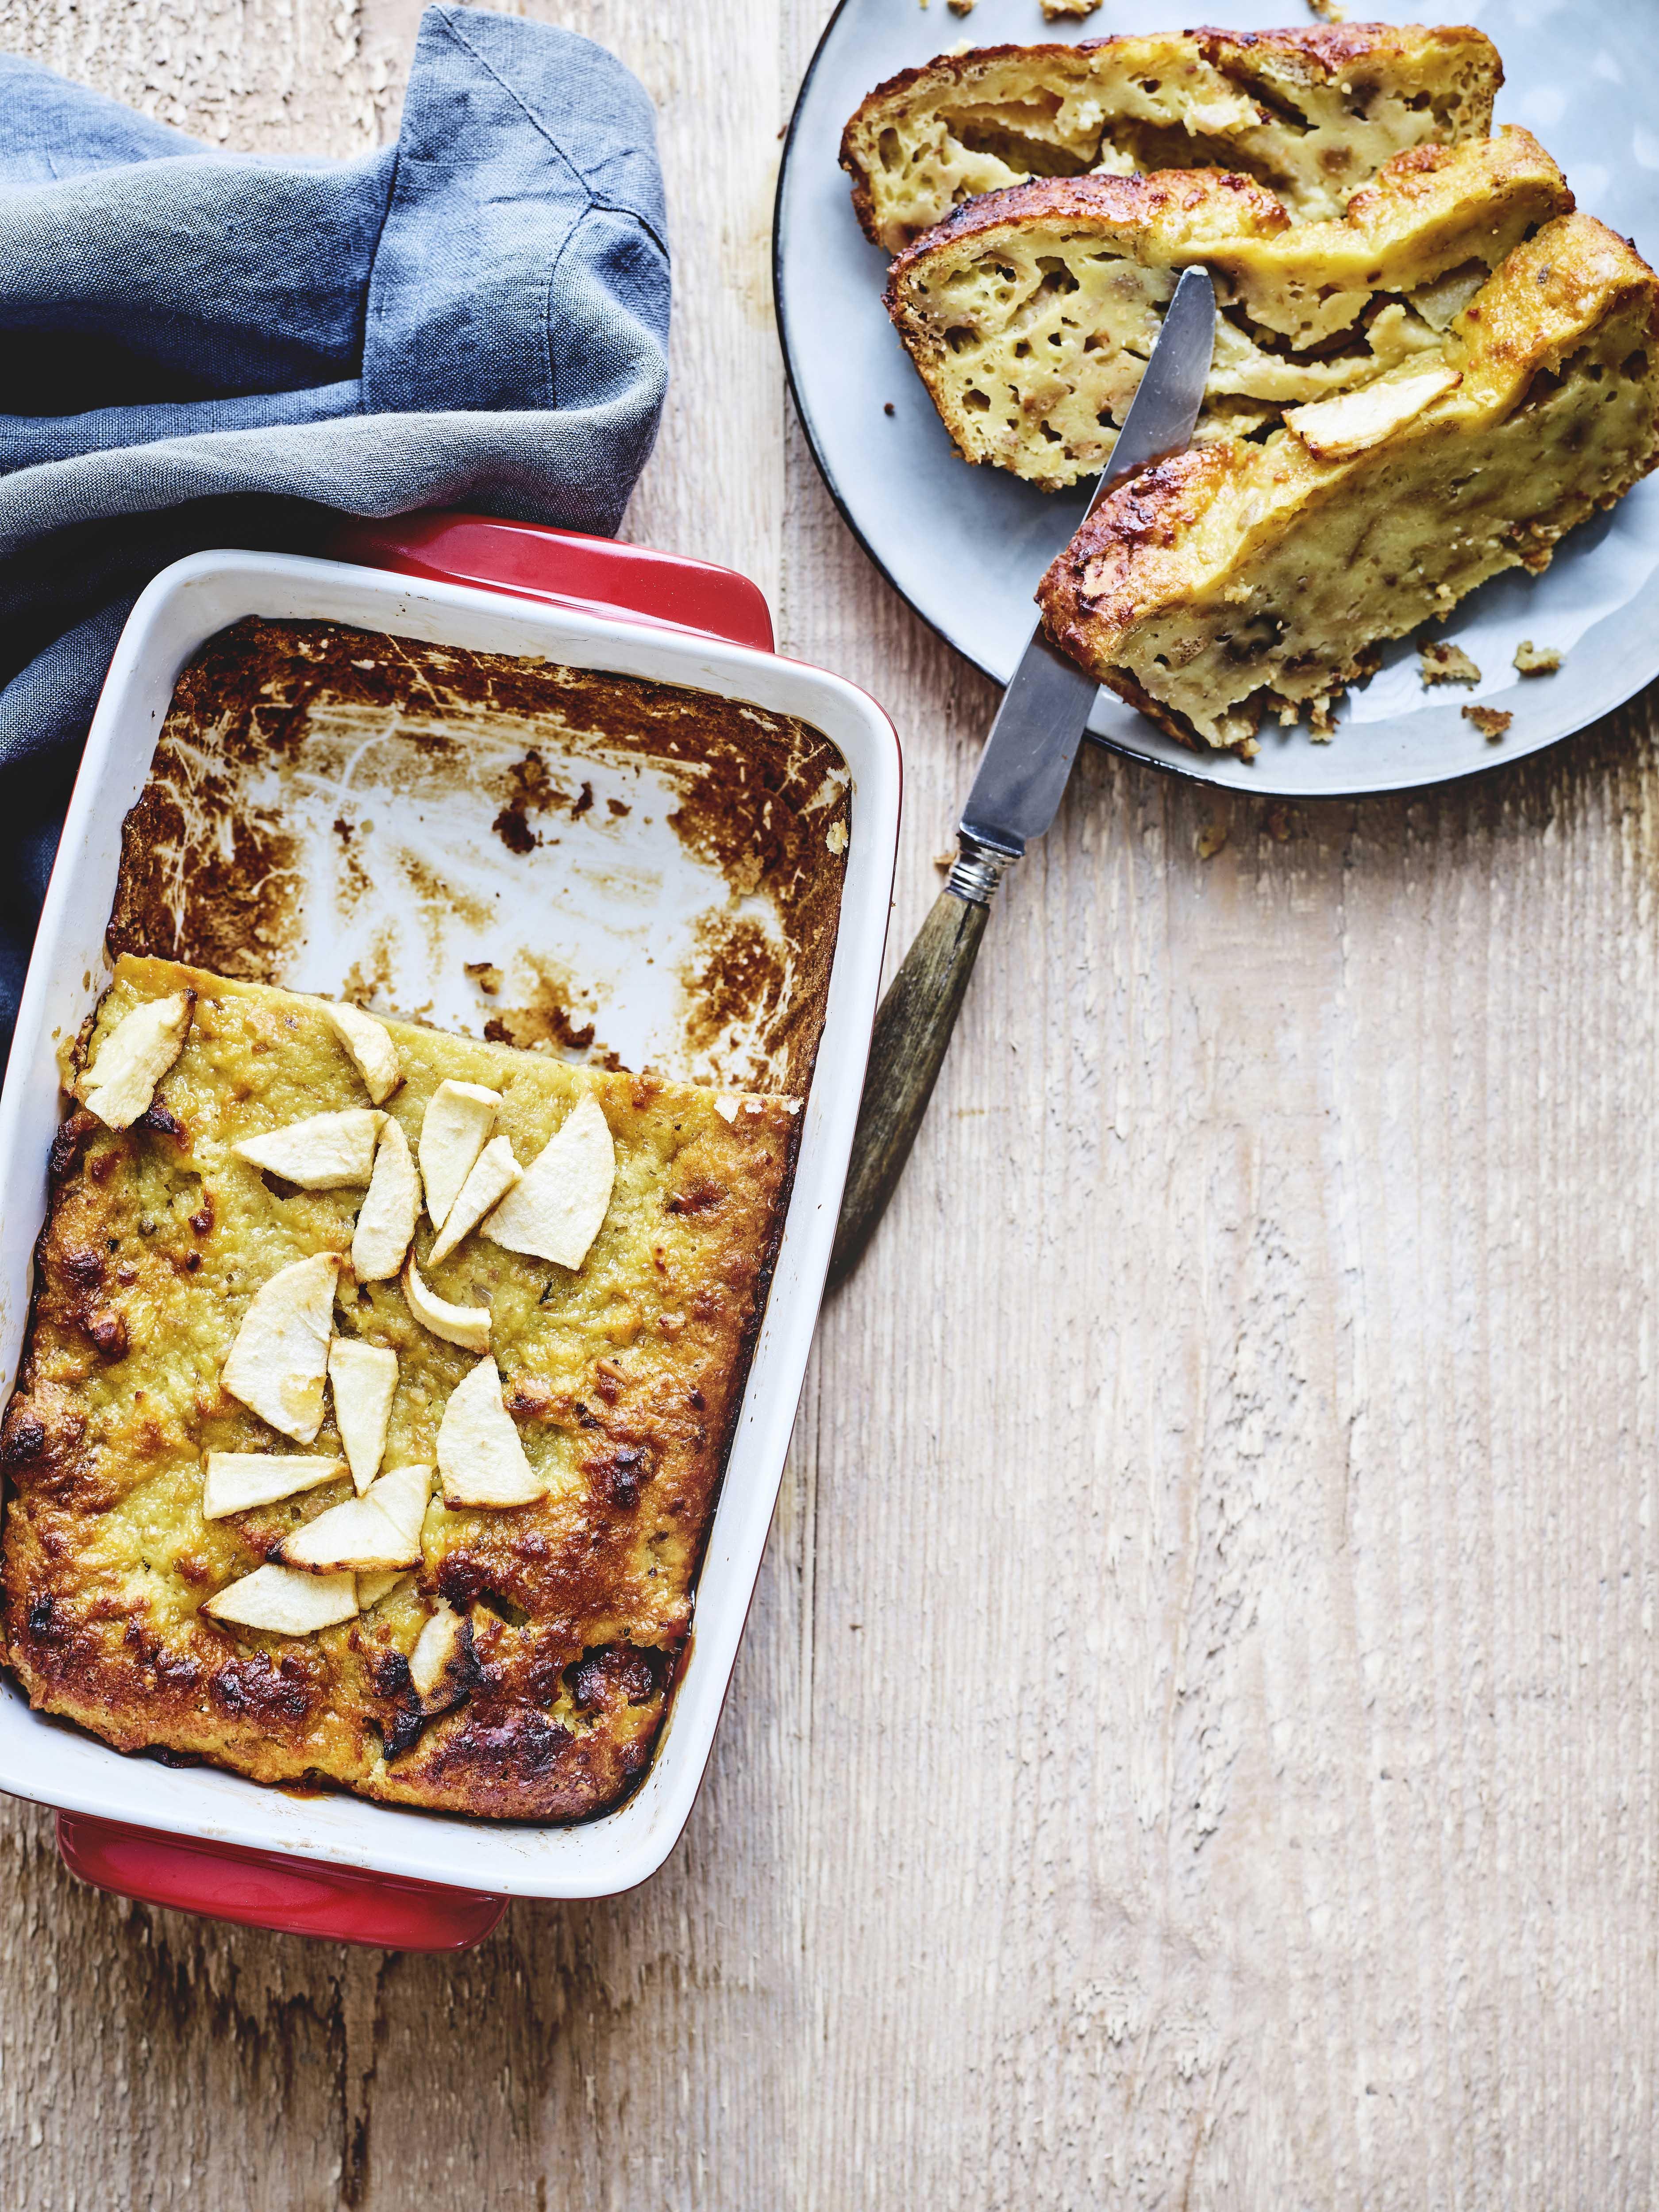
xmin=774 ymin=0 xmax=1659 ymax=797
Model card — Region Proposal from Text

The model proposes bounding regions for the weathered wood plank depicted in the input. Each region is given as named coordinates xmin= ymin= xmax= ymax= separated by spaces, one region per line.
xmin=4 ymin=0 xmax=1659 ymax=2204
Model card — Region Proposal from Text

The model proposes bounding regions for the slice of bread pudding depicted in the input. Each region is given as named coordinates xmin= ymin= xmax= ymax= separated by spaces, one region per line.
xmin=1035 ymin=217 xmax=1659 ymax=750
xmin=885 ymin=129 xmax=1569 ymax=490
xmin=842 ymin=22 xmax=1501 ymax=251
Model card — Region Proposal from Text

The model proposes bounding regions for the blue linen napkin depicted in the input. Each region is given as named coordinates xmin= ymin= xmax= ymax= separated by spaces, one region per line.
xmin=0 ymin=4 xmax=670 ymax=1059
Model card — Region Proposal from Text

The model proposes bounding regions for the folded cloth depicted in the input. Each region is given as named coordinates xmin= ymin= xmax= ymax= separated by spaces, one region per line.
xmin=0 ymin=3 xmax=670 ymax=1061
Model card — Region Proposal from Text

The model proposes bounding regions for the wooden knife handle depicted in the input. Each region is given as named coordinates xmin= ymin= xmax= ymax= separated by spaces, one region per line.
xmin=829 ymin=845 xmax=1008 ymax=1290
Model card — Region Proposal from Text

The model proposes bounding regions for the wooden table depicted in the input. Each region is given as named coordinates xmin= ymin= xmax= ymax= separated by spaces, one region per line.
xmin=5 ymin=2 xmax=1658 ymax=2203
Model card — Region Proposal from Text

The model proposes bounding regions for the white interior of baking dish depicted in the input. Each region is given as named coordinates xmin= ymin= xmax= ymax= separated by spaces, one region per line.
xmin=130 ymin=622 xmax=848 ymax=1093
xmin=0 ymin=551 xmax=899 ymax=1899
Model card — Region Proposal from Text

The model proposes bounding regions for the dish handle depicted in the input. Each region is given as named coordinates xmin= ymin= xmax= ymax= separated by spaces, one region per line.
xmin=325 ymin=511 xmax=776 ymax=652
xmin=56 ymin=1812 xmax=507 ymax=1950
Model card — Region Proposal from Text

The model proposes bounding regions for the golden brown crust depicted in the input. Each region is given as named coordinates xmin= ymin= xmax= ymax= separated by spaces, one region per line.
xmin=1040 ymin=441 xmax=1244 ymax=680
xmin=3 ymin=958 xmax=803 ymax=1820
xmin=1186 ymin=19 xmax=1496 ymax=77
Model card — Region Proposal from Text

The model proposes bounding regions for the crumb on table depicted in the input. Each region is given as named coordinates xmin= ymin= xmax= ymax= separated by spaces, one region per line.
xmin=1463 ymin=704 xmax=1513 ymax=741
xmin=1420 ymin=641 xmax=1482 ymax=687
xmin=1196 ymin=823 xmax=1228 ymax=861
xmin=1514 ymin=639 xmax=1563 ymax=676
xmin=1040 ymin=0 xmax=1100 ymax=17
xmin=947 ymin=0 xmax=975 ymax=14
xmin=1306 ymin=0 xmax=1348 ymax=19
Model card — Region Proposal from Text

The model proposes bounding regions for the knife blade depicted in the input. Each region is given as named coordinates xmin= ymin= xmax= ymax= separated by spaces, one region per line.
xmin=828 ymin=265 xmax=1218 ymax=1289
xmin=956 ymin=265 xmax=1218 ymax=870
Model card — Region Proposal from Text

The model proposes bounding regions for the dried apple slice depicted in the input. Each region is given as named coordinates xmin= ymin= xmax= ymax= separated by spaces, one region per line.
xmin=201 ymin=1452 xmax=346 ymax=1520
xmin=419 ymin=1080 xmax=501 ymax=1228
xmin=278 ymin=1464 xmax=431 ymax=1573
xmin=78 ymin=991 xmax=194 ymax=1129
xmin=327 ymin=1338 xmax=397 ymax=1494
xmin=1286 ymin=364 xmax=1460 ymax=461
xmin=221 ymin=1252 xmax=340 ymax=1443
xmin=427 ymin=1134 xmax=520 ymax=1266
xmin=483 ymin=1094 xmax=615 ymax=1270
xmin=321 ymin=1002 xmax=401 ymax=1104
xmin=362 ymin=1463 xmax=430 ymax=1555
xmin=232 ymin=1109 xmax=385 ymax=1188
xmin=402 ymin=1256 xmax=491 ymax=1352
xmin=437 ymin=1357 xmax=546 ymax=1508
xmin=276 ymin=1493 xmax=402 ymax=1572
xmin=352 ymin=1118 xmax=419 ymax=1282
xmin=410 ymin=1601 xmax=471 ymax=1698
xmin=204 ymin=1563 xmax=358 ymax=1635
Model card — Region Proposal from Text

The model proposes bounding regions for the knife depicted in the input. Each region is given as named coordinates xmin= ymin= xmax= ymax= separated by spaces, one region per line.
xmin=828 ymin=265 xmax=1217 ymax=1289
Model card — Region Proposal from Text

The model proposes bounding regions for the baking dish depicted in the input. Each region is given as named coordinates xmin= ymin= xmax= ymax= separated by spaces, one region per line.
xmin=0 ymin=519 xmax=900 ymax=1945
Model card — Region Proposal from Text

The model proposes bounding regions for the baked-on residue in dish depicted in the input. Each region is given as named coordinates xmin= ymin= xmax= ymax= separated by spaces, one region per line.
xmin=108 ymin=617 xmax=851 ymax=1094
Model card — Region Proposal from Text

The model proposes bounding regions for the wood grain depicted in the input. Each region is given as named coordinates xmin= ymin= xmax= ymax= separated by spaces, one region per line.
xmin=5 ymin=0 xmax=1659 ymax=2204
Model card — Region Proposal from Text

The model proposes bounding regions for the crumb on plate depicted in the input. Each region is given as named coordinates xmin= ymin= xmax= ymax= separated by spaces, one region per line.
xmin=1463 ymin=704 xmax=1513 ymax=740
xmin=1420 ymin=641 xmax=1482 ymax=687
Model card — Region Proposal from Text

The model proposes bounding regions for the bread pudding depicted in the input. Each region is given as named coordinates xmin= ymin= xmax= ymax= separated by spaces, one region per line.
xmin=2 ymin=955 xmax=801 ymax=1819
xmin=843 ymin=20 xmax=1658 ymax=749
xmin=842 ymin=22 xmax=1502 ymax=251
xmin=885 ymin=129 xmax=1569 ymax=489
xmin=1035 ymin=216 xmax=1659 ymax=749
